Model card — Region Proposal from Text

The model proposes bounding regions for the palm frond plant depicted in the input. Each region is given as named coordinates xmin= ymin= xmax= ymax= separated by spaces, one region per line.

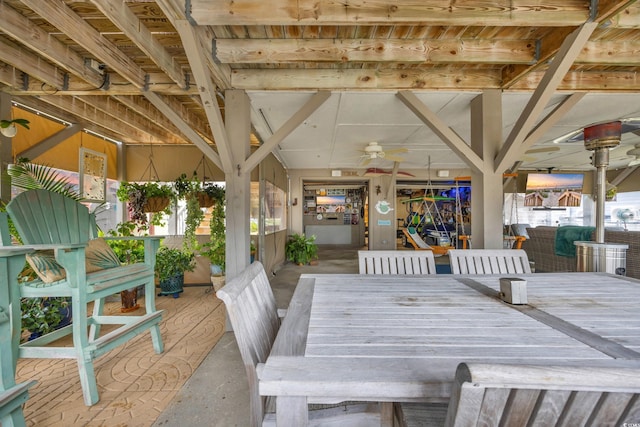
xmin=7 ymin=158 xmax=81 ymax=200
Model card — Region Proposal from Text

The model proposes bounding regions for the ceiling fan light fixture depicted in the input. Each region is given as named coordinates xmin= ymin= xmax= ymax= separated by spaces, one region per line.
xmin=628 ymin=158 xmax=640 ymax=167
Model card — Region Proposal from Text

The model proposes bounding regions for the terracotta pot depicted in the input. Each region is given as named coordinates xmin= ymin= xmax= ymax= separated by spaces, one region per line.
xmin=120 ymin=288 xmax=140 ymax=312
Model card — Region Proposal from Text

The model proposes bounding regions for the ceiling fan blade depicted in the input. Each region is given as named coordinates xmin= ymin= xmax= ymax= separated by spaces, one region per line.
xmin=360 ymin=157 xmax=372 ymax=166
xmin=525 ymin=146 xmax=560 ymax=154
xmin=385 ymin=147 xmax=409 ymax=155
xmin=385 ymin=154 xmax=405 ymax=162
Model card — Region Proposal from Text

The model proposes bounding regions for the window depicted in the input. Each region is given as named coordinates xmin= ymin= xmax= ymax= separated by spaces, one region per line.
xmin=251 ymin=181 xmax=287 ymax=235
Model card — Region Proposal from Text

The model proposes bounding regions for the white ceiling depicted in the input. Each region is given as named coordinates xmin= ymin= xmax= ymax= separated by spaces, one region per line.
xmin=248 ymin=91 xmax=640 ymax=174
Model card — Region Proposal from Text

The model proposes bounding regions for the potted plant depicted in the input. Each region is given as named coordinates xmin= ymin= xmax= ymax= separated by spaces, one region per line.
xmin=200 ymin=197 xmax=226 ymax=273
xmin=174 ymin=173 xmax=205 ymax=253
xmin=104 ymin=221 xmax=147 ymax=312
xmin=116 ymin=181 xmax=175 ymax=227
xmin=155 ymin=246 xmax=196 ymax=298
xmin=20 ymin=296 xmax=71 ymax=342
xmin=285 ymin=233 xmax=318 ymax=265
xmin=1 ymin=118 xmax=29 ymax=137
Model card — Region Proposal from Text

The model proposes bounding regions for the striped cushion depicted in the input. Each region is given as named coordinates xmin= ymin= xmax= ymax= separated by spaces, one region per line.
xmin=25 ymin=238 xmax=121 ymax=285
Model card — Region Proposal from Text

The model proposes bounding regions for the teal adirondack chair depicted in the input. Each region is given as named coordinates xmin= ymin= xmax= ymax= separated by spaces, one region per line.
xmin=4 ymin=189 xmax=164 ymax=406
xmin=0 ymin=246 xmax=36 ymax=427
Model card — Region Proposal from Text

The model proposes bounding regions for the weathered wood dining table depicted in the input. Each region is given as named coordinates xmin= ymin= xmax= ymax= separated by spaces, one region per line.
xmin=258 ymin=272 xmax=640 ymax=426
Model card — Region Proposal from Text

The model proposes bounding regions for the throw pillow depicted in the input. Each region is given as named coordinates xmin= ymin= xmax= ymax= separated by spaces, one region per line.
xmin=25 ymin=238 xmax=122 ymax=285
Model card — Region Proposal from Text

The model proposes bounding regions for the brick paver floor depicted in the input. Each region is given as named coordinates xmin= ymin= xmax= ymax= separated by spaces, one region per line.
xmin=16 ymin=286 xmax=225 ymax=427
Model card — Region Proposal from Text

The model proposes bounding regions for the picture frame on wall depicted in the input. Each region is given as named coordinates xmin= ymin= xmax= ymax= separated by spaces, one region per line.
xmin=79 ymin=147 xmax=107 ymax=202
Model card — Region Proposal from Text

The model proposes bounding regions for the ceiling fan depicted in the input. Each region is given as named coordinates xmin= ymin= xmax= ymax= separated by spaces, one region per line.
xmin=627 ymin=144 xmax=640 ymax=166
xmin=359 ymin=142 xmax=408 ymax=166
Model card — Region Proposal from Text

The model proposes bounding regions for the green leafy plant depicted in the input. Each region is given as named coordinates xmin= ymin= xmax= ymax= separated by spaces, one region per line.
xmin=104 ymin=221 xmax=146 ymax=265
xmin=175 ymin=173 xmax=205 ymax=253
xmin=0 ymin=118 xmax=30 ymax=137
xmin=116 ymin=181 xmax=175 ymax=227
xmin=20 ymin=296 xmax=70 ymax=338
xmin=154 ymin=246 xmax=196 ymax=283
xmin=200 ymin=196 xmax=226 ymax=272
xmin=285 ymin=233 xmax=318 ymax=265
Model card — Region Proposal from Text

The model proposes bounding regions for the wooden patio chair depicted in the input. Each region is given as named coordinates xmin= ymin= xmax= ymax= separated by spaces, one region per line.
xmin=398 ymin=362 xmax=640 ymax=427
xmin=358 ymin=250 xmax=437 ymax=275
xmin=216 ymin=261 xmax=381 ymax=427
xmin=448 ymin=249 xmax=532 ymax=274
xmin=4 ymin=190 xmax=164 ymax=406
xmin=0 ymin=247 xmax=37 ymax=427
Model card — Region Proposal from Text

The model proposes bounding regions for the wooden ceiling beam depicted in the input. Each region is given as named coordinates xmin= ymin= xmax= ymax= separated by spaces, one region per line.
xmin=189 ymin=0 xmax=589 ymax=26
xmin=77 ymin=96 xmax=188 ymax=144
xmin=609 ymin=4 xmax=640 ymax=28
xmin=33 ymin=95 xmax=174 ymax=144
xmin=231 ymin=68 xmax=502 ymax=90
xmin=577 ymin=40 xmax=640 ymax=64
xmin=90 ymin=0 xmax=188 ymax=89
xmin=1 ymin=73 xmax=198 ymax=96
xmin=0 ymin=1 xmax=104 ymax=88
xmin=0 ymin=38 xmax=68 ymax=90
xmin=143 ymin=91 xmax=223 ymax=170
xmin=20 ymin=0 xmax=147 ymax=89
xmin=215 ymin=38 xmax=537 ymax=64
xmin=501 ymin=28 xmax=575 ymax=88
xmin=113 ymin=95 xmax=212 ymax=142
xmin=174 ymin=19 xmax=233 ymax=172
xmin=495 ymin=23 xmax=598 ymax=173
xmin=512 ymin=70 xmax=640 ymax=90
xmin=397 ymin=90 xmax=484 ymax=173
xmin=155 ymin=0 xmax=232 ymax=89
xmin=12 ymin=95 xmax=134 ymax=143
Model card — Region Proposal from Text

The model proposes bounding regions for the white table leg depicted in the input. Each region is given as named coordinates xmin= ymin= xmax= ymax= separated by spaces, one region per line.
xmin=276 ymin=396 xmax=308 ymax=426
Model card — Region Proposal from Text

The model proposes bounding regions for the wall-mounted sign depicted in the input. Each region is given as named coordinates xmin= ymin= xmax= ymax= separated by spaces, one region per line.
xmin=375 ymin=200 xmax=393 ymax=215
xmin=378 ymin=219 xmax=391 ymax=226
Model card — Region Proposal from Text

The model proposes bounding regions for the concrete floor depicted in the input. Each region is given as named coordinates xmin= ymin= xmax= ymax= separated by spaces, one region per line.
xmin=152 ymin=245 xmax=363 ymax=427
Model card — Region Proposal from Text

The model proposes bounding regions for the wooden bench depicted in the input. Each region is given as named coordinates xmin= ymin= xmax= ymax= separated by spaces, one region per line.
xmin=0 ymin=248 xmax=37 ymax=427
xmin=448 ymin=249 xmax=532 ymax=274
xmin=217 ymin=261 xmax=383 ymax=427
xmin=358 ymin=250 xmax=437 ymax=275
xmin=3 ymin=190 xmax=164 ymax=406
xmin=398 ymin=363 xmax=640 ymax=426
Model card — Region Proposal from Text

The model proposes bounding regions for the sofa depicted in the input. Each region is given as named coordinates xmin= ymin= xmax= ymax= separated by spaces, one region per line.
xmin=521 ymin=226 xmax=640 ymax=279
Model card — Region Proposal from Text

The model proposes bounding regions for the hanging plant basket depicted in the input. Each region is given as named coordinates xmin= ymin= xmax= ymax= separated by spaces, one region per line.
xmin=141 ymin=196 xmax=171 ymax=213
xmin=196 ymin=192 xmax=216 ymax=208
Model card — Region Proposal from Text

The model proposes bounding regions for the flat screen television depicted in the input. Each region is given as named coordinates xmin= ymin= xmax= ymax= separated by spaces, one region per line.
xmin=524 ymin=173 xmax=584 ymax=208
xmin=316 ymin=195 xmax=346 ymax=213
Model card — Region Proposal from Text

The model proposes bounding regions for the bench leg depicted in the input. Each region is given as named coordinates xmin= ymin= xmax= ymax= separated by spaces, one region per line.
xmin=89 ymin=297 xmax=105 ymax=341
xmin=143 ymin=281 xmax=164 ymax=354
xmin=76 ymin=355 xmax=99 ymax=406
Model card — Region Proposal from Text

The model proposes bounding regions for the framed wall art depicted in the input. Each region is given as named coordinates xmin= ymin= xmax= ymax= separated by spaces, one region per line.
xmin=79 ymin=147 xmax=107 ymax=202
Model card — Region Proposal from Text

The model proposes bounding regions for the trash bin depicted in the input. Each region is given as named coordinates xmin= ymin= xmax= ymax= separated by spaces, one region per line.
xmin=574 ymin=241 xmax=628 ymax=276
